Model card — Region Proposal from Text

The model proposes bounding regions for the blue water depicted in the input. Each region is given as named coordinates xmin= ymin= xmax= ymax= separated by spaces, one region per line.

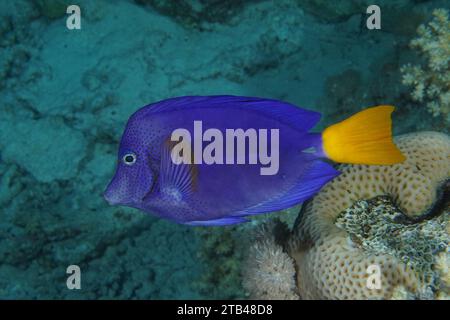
xmin=0 ymin=0 xmax=448 ymax=299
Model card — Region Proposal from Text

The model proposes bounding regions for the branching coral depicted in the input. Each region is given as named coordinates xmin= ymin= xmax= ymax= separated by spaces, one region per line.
xmin=401 ymin=9 xmax=450 ymax=119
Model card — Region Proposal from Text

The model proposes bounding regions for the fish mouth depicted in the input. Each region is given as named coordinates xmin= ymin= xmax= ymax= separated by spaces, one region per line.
xmin=103 ymin=188 xmax=141 ymax=207
xmin=103 ymin=188 xmax=121 ymax=206
xmin=103 ymin=178 xmax=133 ymax=206
xmin=103 ymin=180 xmax=156 ymax=207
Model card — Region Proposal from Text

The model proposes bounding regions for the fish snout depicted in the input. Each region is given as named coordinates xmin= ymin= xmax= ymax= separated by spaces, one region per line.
xmin=104 ymin=177 xmax=142 ymax=206
xmin=104 ymin=171 xmax=133 ymax=206
xmin=104 ymin=165 xmax=153 ymax=207
xmin=103 ymin=186 xmax=123 ymax=206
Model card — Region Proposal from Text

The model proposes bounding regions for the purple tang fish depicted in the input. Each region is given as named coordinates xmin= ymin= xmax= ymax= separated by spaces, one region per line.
xmin=104 ymin=96 xmax=405 ymax=226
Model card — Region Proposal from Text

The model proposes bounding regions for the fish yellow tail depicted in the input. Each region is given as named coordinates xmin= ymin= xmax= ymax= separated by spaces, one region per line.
xmin=322 ymin=106 xmax=406 ymax=165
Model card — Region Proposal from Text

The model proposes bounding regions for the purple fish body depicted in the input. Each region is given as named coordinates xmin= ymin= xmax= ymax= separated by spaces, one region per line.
xmin=104 ymin=96 xmax=340 ymax=226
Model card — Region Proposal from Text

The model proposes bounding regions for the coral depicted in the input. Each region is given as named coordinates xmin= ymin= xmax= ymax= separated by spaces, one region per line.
xmin=336 ymin=195 xmax=448 ymax=289
xmin=434 ymin=250 xmax=450 ymax=299
xmin=401 ymin=9 xmax=450 ymax=120
xmin=437 ymin=251 xmax=450 ymax=286
xmin=242 ymin=132 xmax=448 ymax=300
xmin=390 ymin=285 xmax=414 ymax=300
xmin=287 ymin=131 xmax=449 ymax=299
xmin=242 ymin=221 xmax=299 ymax=300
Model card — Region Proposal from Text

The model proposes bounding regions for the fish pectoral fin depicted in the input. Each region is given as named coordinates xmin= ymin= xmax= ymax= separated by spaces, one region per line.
xmin=160 ymin=138 xmax=198 ymax=201
xmin=185 ymin=216 xmax=249 ymax=226
xmin=234 ymin=160 xmax=340 ymax=216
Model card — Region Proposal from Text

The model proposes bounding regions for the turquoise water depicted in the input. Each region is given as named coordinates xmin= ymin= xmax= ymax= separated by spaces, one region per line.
xmin=0 ymin=0 xmax=448 ymax=299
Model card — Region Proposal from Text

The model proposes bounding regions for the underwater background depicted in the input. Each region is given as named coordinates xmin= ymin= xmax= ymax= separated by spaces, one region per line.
xmin=0 ymin=0 xmax=449 ymax=299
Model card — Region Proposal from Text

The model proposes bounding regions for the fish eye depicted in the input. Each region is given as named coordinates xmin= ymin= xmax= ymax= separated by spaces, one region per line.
xmin=122 ymin=153 xmax=137 ymax=166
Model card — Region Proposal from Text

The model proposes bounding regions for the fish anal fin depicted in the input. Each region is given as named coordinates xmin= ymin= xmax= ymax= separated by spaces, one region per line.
xmin=234 ymin=160 xmax=340 ymax=216
xmin=186 ymin=216 xmax=249 ymax=226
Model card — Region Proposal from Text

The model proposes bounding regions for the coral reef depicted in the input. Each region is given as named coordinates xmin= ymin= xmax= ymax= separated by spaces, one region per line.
xmin=401 ymin=9 xmax=450 ymax=121
xmin=243 ymin=132 xmax=449 ymax=299
xmin=0 ymin=0 xmax=446 ymax=299
xmin=0 ymin=0 xmax=312 ymax=298
xmin=434 ymin=250 xmax=450 ymax=299
xmin=194 ymin=227 xmax=246 ymax=299
xmin=289 ymin=131 xmax=449 ymax=299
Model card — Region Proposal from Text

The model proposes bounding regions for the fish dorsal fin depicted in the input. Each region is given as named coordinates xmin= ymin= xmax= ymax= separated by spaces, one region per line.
xmin=145 ymin=95 xmax=321 ymax=132
xmin=234 ymin=160 xmax=340 ymax=216
xmin=159 ymin=138 xmax=198 ymax=200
